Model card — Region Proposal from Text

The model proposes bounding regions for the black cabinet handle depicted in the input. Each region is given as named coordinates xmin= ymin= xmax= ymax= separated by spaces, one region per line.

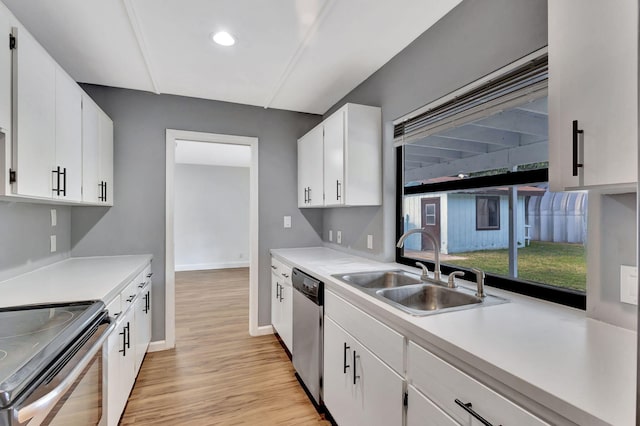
xmin=52 ymin=167 xmax=60 ymax=195
xmin=125 ymin=321 xmax=131 ymax=349
xmin=146 ymin=272 xmax=153 ymax=278
xmin=98 ymin=182 xmax=103 ymax=201
xmin=61 ymin=167 xmax=66 ymax=196
xmin=454 ymin=399 xmax=498 ymax=426
xmin=304 ymin=187 xmax=308 ymax=203
xmin=353 ymin=351 xmax=360 ymax=385
xmin=279 ymin=284 xmax=284 ymax=302
xmin=572 ymin=120 xmax=584 ymax=177
xmin=127 ymin=295 xmax=135 ymax=303
xmin=336 ymin=180 xmax=341 ymax=200
xmin=308 ymin=187 xmax=311 ymax=203
xmin=144 ymin=292 xmax=149 ymax=313
xmin=138 ymin=283 xmax=145 ymax=288
xmin=119 ymin=326 xmax=127 ymax=356
xmin=276 ymin=282 xmax=280 ymax=300
xmin=281 ymin=272 xmax=289 ymax=278
xmin=104 ymin=181 xmax=108 ymax=202
xmin=343 ymin=343 xmax=350 ymax=373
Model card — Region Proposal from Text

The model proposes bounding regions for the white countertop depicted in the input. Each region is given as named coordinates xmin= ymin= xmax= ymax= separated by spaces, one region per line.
xmin=0 ymin=255 xmax=153 ymax=308
xmin=272 ymin=247 xmax=636 ymax=426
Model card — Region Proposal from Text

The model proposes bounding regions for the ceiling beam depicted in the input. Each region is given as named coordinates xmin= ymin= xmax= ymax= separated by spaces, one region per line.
xmin=470 ymin=109 xmax=548 ymax=137
xmin=411 ymin=135 xmax=489 ymax=154
xmin=263 ymin=0 xmax=336 ymax=109
xmin=122 ymin=0 xmax=160 ymax=94
xmin=438 ymin=126 xmax=521 ymax=147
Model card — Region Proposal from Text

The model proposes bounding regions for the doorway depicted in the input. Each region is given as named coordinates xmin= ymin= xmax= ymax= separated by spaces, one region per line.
xmin=163 ymin=130 xmax=261 ymax=351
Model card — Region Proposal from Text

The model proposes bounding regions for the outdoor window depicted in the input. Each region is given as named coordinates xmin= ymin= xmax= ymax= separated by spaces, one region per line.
xmin=476 ymin=196 xmax=500 ymax=230
xmin=395 ymin=52 xmax=587 ymax=309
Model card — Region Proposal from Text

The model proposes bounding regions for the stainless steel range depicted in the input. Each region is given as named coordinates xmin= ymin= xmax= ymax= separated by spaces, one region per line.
xmin=0 ymin=301 xmax=113 ymax=426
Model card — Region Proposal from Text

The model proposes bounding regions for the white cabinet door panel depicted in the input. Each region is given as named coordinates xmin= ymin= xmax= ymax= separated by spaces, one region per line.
xmin=407 ymin=385 xmax=460 ymax=426
xmin=54 ymin=66 xmax=82 ymax=201
xmin=99 ymin=111 xmax=113 ymax=204
xmin=297 ymin=124 xmax=324 ymax=207
xmin=82 ymin=95 xmax=100 ymax=203
xmin=323 ymin=109 xmax=344 ymax=206
xmin=279 ymin=282 xmax=293 ymax=352
xmin=12 ymin=25 xmax=55 ymax=198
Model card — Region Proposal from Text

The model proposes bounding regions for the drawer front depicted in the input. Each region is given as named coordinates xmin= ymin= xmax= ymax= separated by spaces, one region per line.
xmin=143 ymin=264 xmax=152 ymax=285
xmin=106 ymin=296 xmax=122 ymax=318
xmin=271 ymin=257 xmax=292 ymax=285
xmin=325 ymin=290 xmax=404 ymax=373
xmin=408 ymin=342 xmax=549 ymax=426
xmin=407 ymin=385 xmax=459 ymax=426
xmin=121 ymin=273 xmax=143 ymax=308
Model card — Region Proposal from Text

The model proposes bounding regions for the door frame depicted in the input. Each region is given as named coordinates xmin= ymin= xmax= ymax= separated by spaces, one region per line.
xmin=157 ymin=129 xmax=263 ymax=351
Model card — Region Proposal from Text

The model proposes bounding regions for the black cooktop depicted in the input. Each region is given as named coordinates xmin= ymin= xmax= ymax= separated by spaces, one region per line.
xmin=0 ymin=301 xmax=105 ymax=408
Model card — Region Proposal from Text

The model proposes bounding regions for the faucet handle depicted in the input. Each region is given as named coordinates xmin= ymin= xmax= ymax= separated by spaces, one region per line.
xmin=447 ymin=271 xmax=465 ymax=288
xmin=415 ymin=262 xmax=430 ymax=280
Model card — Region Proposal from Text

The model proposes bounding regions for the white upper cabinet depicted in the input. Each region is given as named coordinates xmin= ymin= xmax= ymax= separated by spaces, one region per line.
xmin=298 ymin=103 xmax=381 ymax=208
xmin=548 ymin=0 xmax=638 ymax=191
xmin=82 ymin=94 xmax=100 ymax=203
xmin=0 ymin=11 xmax=114 ymax=206
xmin=297 ymin=124 xmax=324 ymax=208
xmin=12 ymin=25 xmax=56 ymax=199
xmin=54 ymin=66 xmax=82 ymax=201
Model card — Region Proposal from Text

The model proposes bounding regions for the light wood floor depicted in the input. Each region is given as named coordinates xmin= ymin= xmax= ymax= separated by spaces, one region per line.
xmin=120 ymin=268 xmax=330 ymax=425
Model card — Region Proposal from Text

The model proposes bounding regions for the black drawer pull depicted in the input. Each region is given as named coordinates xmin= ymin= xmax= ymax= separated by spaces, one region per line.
xmin=146 ymin=272 xmax=153 ymax=278
xmin=343 ymin=343 xmax=350 ymax=373
xmin=454 ymin=399 xmax=499 ymax=426
xmin=275 ymin=283 xmax=280 ymax=300
xmin=572 ymin=120 xmax=584 ymax=177
xmin=353 ymin=351 xmax=360 ymax=385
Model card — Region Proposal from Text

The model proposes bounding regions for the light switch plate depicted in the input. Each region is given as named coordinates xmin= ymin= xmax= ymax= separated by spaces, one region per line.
xmin=50 ymin=209 xmax=57 ymax=227
xmin=367 ymin=234 xmax=373 ymax=250
xmin=50 ymin=235 xmax=56 ymax=253
xmin=620 ymin=265 xmax=637 ymax=305
xmin=337 ymin=231 xmax=342 ymax=244
xmin=329 ymin=230 xmax=333 ymax=242
xmin=283 ymin=216 xmax=291 ymax=229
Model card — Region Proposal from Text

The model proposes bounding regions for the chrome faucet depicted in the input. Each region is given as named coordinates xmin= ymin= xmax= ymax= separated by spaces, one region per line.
xmin=471 ymin=268 xmax=486 ymax=298
xmin=396 ymin=228 xmax=441 ymax=282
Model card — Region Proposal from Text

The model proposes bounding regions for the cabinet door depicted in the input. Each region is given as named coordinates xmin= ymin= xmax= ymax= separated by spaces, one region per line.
xmin=548 ymin=0 xmax=637 ymax=190
xmin=12 ymin=25 xmax=56 ymax=198
xmin=271 ymin=273 xmax=283 ymax=335
xmin=323 ymin=109 xmax=345 ymax=206
xmin=81 ymin=95 xmax=100 ymax=203
xmin=352 ymin=334 xmax=404 ymax=426
xmin=297 ymin=125 xmax=324 ymax=207
xmin=323 ymin=316 xmax=358 ymax=425
xmin=99 ymin=110 xmax=113 ymax=204
xmin=134 ymin=292 xmax=146 ymax=372
xmin=54 ymin=66 xmax=82 ymax=201
xmin=0 ymin=5 xmax=10 ymax=134
xmin=407 ymin=385 xmax=459 ymax=426
xmin=279 ymin=283 xmax=293 ymax=352
xmin=106 ymin=318 xmax=126 ymax=426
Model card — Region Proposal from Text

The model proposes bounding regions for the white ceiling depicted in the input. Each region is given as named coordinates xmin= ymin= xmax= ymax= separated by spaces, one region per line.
xmin=175 ymin=140 xmax=251 ymax=168
xmin=2 ymin=0 xmax=462 ymax=114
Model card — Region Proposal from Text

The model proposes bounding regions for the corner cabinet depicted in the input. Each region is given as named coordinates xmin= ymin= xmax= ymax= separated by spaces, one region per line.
xmin=0 ymin=8 xmax=114 ymax=206
xmin=548 ymin=0 xmax=638 ymax=191
xmin=298 ymin=103 xmax=381 ymax=208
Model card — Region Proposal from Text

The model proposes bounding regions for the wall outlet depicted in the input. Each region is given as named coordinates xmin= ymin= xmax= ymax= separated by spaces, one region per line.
xmin=50 ymin=209 xmax=57 ymax=227
xmin=367 ymin=234 xmax=373 ymax=250
xmin=283 ymin=216 xmax=292 ymax=229
xmin=620 ymin=265 xmax=637 ymax=305
xmin=337 ymin=231 xmax=342 ymax=244
xmin=50 ymin=235 xmax=56 ymax=253
xmin=329 ymin=230 xmax=333 ymax=242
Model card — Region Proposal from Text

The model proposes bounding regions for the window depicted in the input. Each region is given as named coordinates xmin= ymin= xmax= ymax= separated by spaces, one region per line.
xmin=394 ymin=51 xmax=586 ymax=309
xmin=476 ymin=196 xmax=500 ymax=230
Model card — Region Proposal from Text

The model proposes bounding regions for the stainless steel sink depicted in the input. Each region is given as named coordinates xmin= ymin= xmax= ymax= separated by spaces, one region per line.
xmin=332 ymin=270 xmax=507 ymax=316
xmin=336 ymin=270 xmax=423 ymax=289
xmin=377 ymin=285 xmax=482 ymax=314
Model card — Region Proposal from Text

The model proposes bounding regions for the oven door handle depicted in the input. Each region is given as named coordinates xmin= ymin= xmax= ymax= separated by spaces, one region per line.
xmin=16 ymin=320 xmax=115 ymax=424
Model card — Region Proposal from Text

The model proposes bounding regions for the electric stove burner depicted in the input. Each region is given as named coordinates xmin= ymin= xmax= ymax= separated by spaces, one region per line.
xmin=0 ymin=309 xmax=74 ymax=339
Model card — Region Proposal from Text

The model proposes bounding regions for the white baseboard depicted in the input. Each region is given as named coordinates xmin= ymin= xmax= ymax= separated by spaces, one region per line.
xmin=175 ymin=261 xmax=250 ymax=271
xmin=148 ymin=340 xmax=174 ymax=352
xmin=250 ymin=324 xmax=274 ymax=336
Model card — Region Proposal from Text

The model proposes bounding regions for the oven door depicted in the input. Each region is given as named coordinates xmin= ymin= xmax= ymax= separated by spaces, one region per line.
xmin=11 ymin=319 xmax=114 ymax=426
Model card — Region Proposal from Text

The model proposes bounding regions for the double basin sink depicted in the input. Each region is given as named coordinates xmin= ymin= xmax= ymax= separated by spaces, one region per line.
xmin=333 ymin=270 xmax=506 ymax=316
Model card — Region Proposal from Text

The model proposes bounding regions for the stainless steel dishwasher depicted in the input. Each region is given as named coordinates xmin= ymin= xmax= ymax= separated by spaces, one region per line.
xmin=291 ymin=268 xmax=324 ymax=407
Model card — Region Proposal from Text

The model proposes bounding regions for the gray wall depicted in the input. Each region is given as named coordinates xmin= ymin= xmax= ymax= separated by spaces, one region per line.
xmin=0 ymin=202 xmax=71 ymax=282
xmin=71 ymin=86 xmax=323 ymax=338
xmin=587 ymin=192 xmax=637 ymax=330
xmin=174 ymin=164 xmax=250 ymax=271
xmin=321 ymin=0 xmax=548 ymax=261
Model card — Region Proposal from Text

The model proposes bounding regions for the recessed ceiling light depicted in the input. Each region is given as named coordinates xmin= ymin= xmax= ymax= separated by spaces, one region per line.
xmin=212 ymin=31 xmax=235 ymax=47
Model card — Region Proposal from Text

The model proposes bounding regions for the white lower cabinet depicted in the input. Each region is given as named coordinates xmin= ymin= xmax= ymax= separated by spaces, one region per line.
xmin=104 ymin=267 xmax=152 ymax=426
xmin=408 ymin=342 xmax=549 ymax=426
xmin=271 ymin=257 xmax=293 ymax=352
xmin=407 ymin=385 xmax=459 ymax=426
xmin=323 ymin=316 xmax=404 ymax=426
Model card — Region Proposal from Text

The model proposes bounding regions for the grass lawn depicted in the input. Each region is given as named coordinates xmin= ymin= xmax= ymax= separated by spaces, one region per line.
xmin=446 ymin=241 xmax=586 ymax=292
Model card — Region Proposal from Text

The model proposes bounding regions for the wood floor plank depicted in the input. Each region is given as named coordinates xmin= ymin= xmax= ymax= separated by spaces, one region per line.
xmin=119 ymin=268 xmax=329 ymax=425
